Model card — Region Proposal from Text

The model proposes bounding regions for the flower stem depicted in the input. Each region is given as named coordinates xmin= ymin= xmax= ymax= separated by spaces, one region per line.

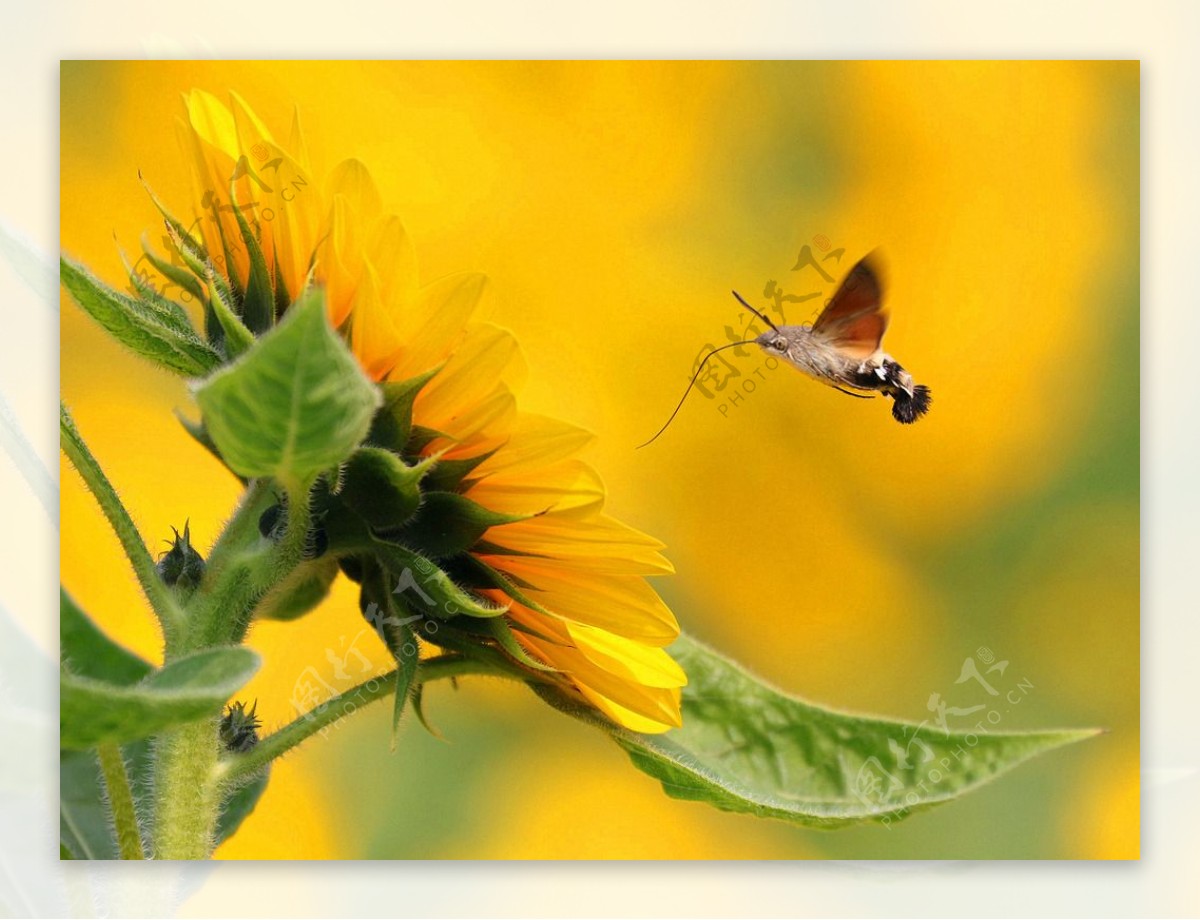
xmin=96 ymin=744 xmax=144 ymax=860
xmin=59 ymin=402 xmax=185 ymax=645
xmin=185 ymin=479 xmax=310 ymax=649
xmin=215 ymin=655 xmax=511 ymax=787
xmin=152 ymin=719 xmax=221 ymax=860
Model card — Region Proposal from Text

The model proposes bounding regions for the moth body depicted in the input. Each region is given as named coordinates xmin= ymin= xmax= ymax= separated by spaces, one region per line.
xmin=753 ymin=253 xmax=931 ymax=424
xmin=638 ymin=250 xmax=931 ymax=447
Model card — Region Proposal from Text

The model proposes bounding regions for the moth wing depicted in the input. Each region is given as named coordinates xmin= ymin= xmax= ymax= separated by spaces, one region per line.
xmin=827 ymin=311 xmax=888 ymax=360
xmin=813 ymin=253 xmax=888 ymax=360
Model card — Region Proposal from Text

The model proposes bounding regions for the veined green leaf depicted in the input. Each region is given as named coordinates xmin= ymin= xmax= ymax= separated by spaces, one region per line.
xmin=539 ymin=634 xmax=1099 ymax=829
xmin=60 ymin=256 xmax=221 ymax=377
xmin=194 ymin=290 xmax=381 ymax=490
xmin=60 ymin=647 xmax=260 ymax=750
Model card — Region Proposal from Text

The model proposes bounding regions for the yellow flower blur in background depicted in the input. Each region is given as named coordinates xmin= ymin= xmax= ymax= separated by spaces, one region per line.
xmin=60 ymin=61 xmax=1138 ymax=859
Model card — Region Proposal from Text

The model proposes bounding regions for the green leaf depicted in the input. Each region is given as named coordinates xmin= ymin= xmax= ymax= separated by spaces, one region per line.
xmin=60 ymin=743 xmax=149 ymax=859
xmin=61 ymin=647 xmax=260 ymax=750
xmin=539 ymin=634 xmax=1099 ymax=829
xmin=60 ymin=587 xmax=152 ymax=685
xmin=60 ymin=256 xmax=222 ymax=377
xmin=214 ymin=769 xmax=270 ymax=847
xmin=61 ymin=739 xmax=268 ymax=858
xmin=194 ymin=290 xmax=381 ymax=490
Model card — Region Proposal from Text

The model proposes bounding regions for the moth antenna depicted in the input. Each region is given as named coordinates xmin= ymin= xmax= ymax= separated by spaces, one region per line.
xmin=637 ymin=340 xmax=751 ymax=448
xmin=732 ymin=290 xmax=779 ymax=332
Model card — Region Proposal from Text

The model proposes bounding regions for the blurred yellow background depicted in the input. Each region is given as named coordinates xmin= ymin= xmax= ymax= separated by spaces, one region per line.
xmin=60 ymin=60 xmax=1138 ymax=859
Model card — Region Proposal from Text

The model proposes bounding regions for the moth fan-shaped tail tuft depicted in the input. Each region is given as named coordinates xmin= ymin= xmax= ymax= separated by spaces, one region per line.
xmin=891 ymin=385 xmax=931 ymax=424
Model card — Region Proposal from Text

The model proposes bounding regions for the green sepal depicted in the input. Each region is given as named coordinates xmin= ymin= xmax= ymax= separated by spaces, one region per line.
xmin=255 ymin=557 xmax=338 ymax=621
xmin=60 ymin=647 xmax=260 ymax=750
xmin=421 ymin=449 xmax=496 ymax=493
xmin=406 ymin=425 xmax=452 ymax=457
xmin=115 ymin=243 xmax=197 ymax=338
xmin=138 ymin=235 xmax=207 ymax=307
xmin=139 ymin=171 xmax=209 ymax=261
xmin=60 ymin=256 xmax=222 ymax=378
xmin=441 ymin=552 xmax=551 ymax=617
xmin=161 ymin=219 xmax=231 ymax=349
xmin=367 ymin=366 xmax=441 ymax=452
xmin=370 ymin=539 xmax=507 ymax=620
xmin=357 ymin=565 xmax=421 ymax=746
xmin=205 ymin=268 xmax=255 ymax=358
xmin=480 ymin=616 xmax=556 ymax=673
xmin=409 ymin=683 xmax=443 ymax=740
xmin=390 ymin=491 xmax=531 ymax=559
xmin=339 ymin=447 xmax=434 ymax=530
xmin=228 ymin=186 xmax=275 ymax=334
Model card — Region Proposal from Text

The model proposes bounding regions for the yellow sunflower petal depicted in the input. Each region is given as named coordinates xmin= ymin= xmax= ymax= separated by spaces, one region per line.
xmin=348 ymin=262 xmax=405 ymax=380
xmin=567 ymin=623 xmax=687 ymax=689
xmin=367 ymin=216 xmax=420 ymax=323
xmin=493 ymin=555 xmax=679 ymax=645
xmin=416 ymin=324 xmax=527 ymax=433
xmin=466 ymin=458 xmax=603 ymax=517
xmin=471 ymin=412 xmax=594 ymax=476
xmin=517 ymin=632 xmax=683 ymax=730
xmin=484 ymin=514 xmax=673 ymax=575
xmin=574 ymin=685 xmax=682 ymax=734
xmin=387 ymin=272 xmax=488 ymax=379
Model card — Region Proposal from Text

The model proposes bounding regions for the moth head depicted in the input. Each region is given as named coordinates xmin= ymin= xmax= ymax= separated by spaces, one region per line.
xmin=756 ymin=330 xmax=790 ymax=354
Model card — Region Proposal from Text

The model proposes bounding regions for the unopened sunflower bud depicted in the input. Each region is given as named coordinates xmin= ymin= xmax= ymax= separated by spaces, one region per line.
xmin=157 ymin=522 xmax=205 ymax=591
xmin=219 ymin=700 xmax=261 ymax=753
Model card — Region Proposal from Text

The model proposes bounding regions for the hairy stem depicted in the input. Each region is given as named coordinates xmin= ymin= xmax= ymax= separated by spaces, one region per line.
xmin=152 ymin=719 xmax=221 ymax=860
xmin=186 ymin=479 xmax=311 ymax=649
xmin=59 ymin=402 xmax=185 ymax=645
xmin=96 ymin=744 xmax=145 ymax=860
xmin=215 ymin=655 xmax=511 ymax=787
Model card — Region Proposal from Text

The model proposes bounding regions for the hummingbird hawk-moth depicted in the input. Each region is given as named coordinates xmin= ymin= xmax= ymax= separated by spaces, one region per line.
xmin=640 ymin=252 xmax=931 ymax=447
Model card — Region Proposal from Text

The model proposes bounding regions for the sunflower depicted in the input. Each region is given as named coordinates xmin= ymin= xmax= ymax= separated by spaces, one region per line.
xmin=167 ymin=89 xmax=685 ymax=733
